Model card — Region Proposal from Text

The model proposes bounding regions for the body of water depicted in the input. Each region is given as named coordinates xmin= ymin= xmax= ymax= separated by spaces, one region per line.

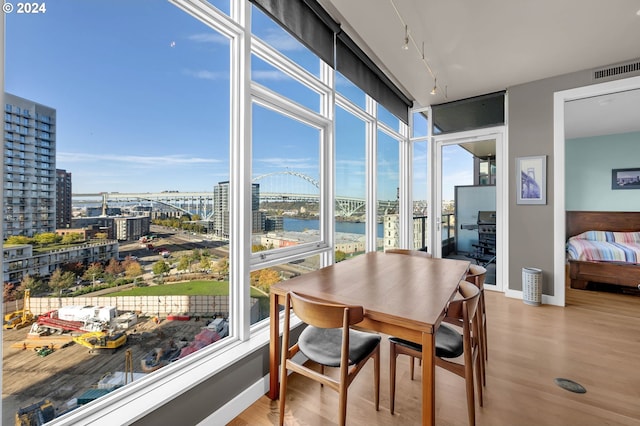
xmin=283 ymin=217 xmax=383 ymax=235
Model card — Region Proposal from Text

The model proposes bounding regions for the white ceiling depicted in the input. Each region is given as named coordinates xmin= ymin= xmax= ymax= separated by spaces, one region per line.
xmin=320 ymin=0 xmax=640 ymax=137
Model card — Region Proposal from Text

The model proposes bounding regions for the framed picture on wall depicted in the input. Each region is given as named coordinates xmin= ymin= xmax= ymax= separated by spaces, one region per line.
xmin=516 ymin=155 xmax=546 ymax=205
xmin=612 ymin=168 xmax=640 ymax=190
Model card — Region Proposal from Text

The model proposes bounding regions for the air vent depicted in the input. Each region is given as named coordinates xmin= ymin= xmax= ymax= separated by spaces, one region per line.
xmin=593 ymin=59 xmax=640 ymax=81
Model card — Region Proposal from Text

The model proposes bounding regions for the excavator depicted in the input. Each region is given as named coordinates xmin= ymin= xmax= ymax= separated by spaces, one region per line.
xmin=4 ymin=289 xmax=35 ymax=330
xmin=15 ymin=399 xmax=55 ymax=425
xmin=72 ymin=331 xmax=127 ymax=354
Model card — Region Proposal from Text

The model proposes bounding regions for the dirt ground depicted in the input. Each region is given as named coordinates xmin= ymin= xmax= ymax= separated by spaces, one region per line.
xmin=2 ymin=315 xmax=208 ymax=425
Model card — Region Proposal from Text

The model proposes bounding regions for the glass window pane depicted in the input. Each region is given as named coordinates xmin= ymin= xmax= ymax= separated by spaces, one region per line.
xmin=336 ymin=72 xmax=366 ymax=110
xmin=4 ymin=0 xmax=232 ymax=411
xmin=378 ymin=131 xmax=399 ymax=251
xmin=252 ymin=54 xmax=321 ymax=113
xmin=413 ymin=140 xmax=428 ymax=251
xmin=250 ymin=254 xmax=320 ymax=325
xmin=378 ymin=104 xmax=401 ymax=132
xmin=412 ymin=111 xmax=428 ymax=138
xmin=252 ymin=104 xmax=321 ymax=249
xmin=335 ymin=106 xmax=366 ymax=260
xmin=206 ymin=0 xmax=230 ymax=16
xmin=251 ymin=5 xmax=320 ymax=77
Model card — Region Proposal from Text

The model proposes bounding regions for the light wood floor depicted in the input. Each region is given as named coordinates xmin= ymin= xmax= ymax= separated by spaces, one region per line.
xmin=229 ymin=286 xmax=640 ymax=426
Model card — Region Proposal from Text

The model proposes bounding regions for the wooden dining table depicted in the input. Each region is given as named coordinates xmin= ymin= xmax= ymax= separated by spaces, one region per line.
xmin=268 ymin=251 xmax=470 ymax=426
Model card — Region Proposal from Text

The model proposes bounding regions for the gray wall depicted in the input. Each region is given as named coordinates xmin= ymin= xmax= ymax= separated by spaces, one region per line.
xmin=508 ymin=61 xmax=638 ymax=295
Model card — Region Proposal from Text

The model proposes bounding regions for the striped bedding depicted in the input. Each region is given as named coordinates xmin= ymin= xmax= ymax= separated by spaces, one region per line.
xmin=566 ymin=231 xmax=640 ymax=263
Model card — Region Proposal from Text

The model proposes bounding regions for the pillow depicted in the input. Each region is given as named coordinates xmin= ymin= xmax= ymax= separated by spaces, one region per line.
xmin=570 ymin=230 xmax=612 ymax=242
xmin=611 ymin=231 xmax=640 ymax=244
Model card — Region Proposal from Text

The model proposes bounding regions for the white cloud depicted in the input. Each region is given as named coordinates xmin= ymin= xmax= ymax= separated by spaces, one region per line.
xmin=58 ymin=152 xmax=221 ymax=167
xmin=182 ymin=68 xmax=227 ymax=81
xmin=252 ymin=70 xmax=290 ymax=82
xmin=188 ymin=33 xmax=228 ymax=45
xmin=262 ymin=29 xmax=304 ymax=52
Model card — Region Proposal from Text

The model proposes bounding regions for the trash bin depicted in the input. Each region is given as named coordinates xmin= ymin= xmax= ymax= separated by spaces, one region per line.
xmin=522 ymin=267 xmax=542 ymax=306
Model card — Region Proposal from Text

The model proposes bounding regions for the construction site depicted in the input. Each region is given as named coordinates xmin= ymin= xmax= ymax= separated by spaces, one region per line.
xmin=3 ymin=232 xmax=233 ymax=425
xmin=3 ymin=308 xmax=221 ymax=425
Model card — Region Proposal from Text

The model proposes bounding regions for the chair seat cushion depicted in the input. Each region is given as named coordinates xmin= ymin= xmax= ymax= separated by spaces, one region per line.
xmin=299 ymin=326 xmax=381 ymax=367
xmin=389 ymin=323 xmax=463 ymax=359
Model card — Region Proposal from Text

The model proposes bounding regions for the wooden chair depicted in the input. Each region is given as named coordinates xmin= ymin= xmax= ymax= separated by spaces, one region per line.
xmin=466 ymin=264 xmax=488 ymax=385
xmin=279 ymin=292 xmax=381 ymax=426
xmin=385 ymin=248 xmax=432 ymax=258
xmin=389 ymin=280 xmax=482 ymax=426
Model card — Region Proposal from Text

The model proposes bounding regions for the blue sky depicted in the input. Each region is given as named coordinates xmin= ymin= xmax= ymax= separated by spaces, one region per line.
xmin=5 ymin=0 xmax=469 ymax=201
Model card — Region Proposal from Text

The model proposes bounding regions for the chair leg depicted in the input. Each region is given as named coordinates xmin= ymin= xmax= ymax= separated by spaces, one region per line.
xmin=481 ymin=290 xmax=488 ymax=362
xmin=373 ymin=346 xmax=380 ymax=411
xmin=389 ymin=342 xmax=397 ymax=415
xmin=409 ymin=356 xmax=415 ymax=380
xmin=279 ymin=363 xmax=288 ymax=426
xmin=338 ymin=383 xmax=348 ymax=426
xmin=464 ymin=349 xmax=476 ymax=426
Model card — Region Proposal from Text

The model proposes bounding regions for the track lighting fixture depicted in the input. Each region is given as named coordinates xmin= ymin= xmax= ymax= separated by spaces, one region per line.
xmin=391 ymin=0 xmax=446 ymax=99
xmin=402 ymin=25 xmax=409 ymax=50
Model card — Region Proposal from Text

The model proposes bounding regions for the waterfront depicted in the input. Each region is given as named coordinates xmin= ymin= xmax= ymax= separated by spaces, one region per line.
xmin=283 ymin=217 xmax=383 ymax=235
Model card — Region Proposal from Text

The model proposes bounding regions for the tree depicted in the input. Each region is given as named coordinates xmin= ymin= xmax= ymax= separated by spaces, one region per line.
xmin=335 ymin=250 xmax=347 ymax=263
xmin=94 ymin=232 xmax=108 ymax=239
xmin=83 ymin=262 xmax=104 ymax=282
xmin=199 ymin=257 xmax=211 ymax=272
xmin=177 ymin=256 xmax=190 ymax=273
xmin=214 ymin=257 xmax=229 ymax=279
xmin=49 ymin=268 xmax=76 ymax=296
xmin=34 ymin=232 xmax=62 ymax=246
xmin=252 ymin=244 xmax=267 ymax=253
xmin=18 ymin=274 xmax=48 ymax=296
xmin=105 ymin=258 xmax=124 ymax=277
xmin=152 ymin=260 xmax=171 ymax=276
xmin=250 ymin=268 xmax=281 ymax=292
xmin=124 ymin=261 xmax=143 ymax=279
xmin=5 ymin=235 xmax=34 ymax=245
xmin=62 ymin=261 xmax=84 ymax=276
xmin=61 ymin=233 xmax=84 ymax=244
xmin=4 ymin=283 xmax=17 ymax=302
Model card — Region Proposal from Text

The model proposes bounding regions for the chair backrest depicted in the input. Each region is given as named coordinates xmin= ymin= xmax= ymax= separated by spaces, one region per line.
xmin=385 ymin=248 xmax=432 ymax=258
xmin=288 ymin=292 xmax=365 ymax=329
xmin=465 ymin=264 xmax=487 ymax=290
xmin=445 ymin=280 xmax=480 ymax=322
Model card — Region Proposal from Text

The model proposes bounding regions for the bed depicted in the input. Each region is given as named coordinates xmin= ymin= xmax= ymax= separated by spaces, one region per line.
xmin=566 ymin=211 xmax=640 ymax=290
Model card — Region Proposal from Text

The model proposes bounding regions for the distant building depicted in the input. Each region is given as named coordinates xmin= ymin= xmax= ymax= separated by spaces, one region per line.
xmin=265 ymin=216 xmax=284 ymax=232
xmin=56 ymin=169 xmax=72 ymax=229
xmin=214 ymin=181 xmax=264 ymax=238
xmin=113 ymin=216 xmax=150 ymax=241
xmin=70 ymin=216 xmax=149 ymax=241
xmin=3 ymin=240 xmax=119 ymax=284
xmin=3 ymin=93 xmax=56 ymax=239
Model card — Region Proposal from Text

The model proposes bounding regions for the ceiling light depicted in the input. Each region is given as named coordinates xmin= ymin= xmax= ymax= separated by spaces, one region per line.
xmin=402 ymin=25 xmax=409 ymax=50
xmin=430 ymin=77 xmax=437 ymax=95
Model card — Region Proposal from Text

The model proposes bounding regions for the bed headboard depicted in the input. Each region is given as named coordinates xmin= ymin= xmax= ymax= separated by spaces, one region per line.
xmin=566 ymin=211 xmax=640 ymax=240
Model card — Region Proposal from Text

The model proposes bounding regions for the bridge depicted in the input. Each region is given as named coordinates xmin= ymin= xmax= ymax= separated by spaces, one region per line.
xmin=72 ymin=171 xmax=397 ymax=219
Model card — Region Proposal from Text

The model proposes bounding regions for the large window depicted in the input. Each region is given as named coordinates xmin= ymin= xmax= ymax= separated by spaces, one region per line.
xmin=3 ymin=0 xmax=411 ymax=422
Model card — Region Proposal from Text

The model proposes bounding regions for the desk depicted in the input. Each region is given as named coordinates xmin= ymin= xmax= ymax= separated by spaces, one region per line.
xmin=268 ymin=251 xmax=470 ymax=426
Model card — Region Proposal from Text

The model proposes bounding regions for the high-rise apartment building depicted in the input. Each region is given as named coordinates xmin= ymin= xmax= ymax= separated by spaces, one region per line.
xmin=213 ymin=181 xmax=263 ymax=238
xmin=3 ymin=93 xmax=57 ymax=239
xmin=56 ymin=169 xmax=72 ymax=229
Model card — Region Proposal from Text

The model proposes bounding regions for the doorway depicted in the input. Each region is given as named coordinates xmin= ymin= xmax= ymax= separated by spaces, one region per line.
xmin=432 ymin=127 xmax=506 ymax=292
xmin=553 ymin=75 xmax=640 ymax=306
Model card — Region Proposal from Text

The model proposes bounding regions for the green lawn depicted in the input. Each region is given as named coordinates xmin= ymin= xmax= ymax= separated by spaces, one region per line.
xmin=106 ymin=280 xmax=266 ymax=298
